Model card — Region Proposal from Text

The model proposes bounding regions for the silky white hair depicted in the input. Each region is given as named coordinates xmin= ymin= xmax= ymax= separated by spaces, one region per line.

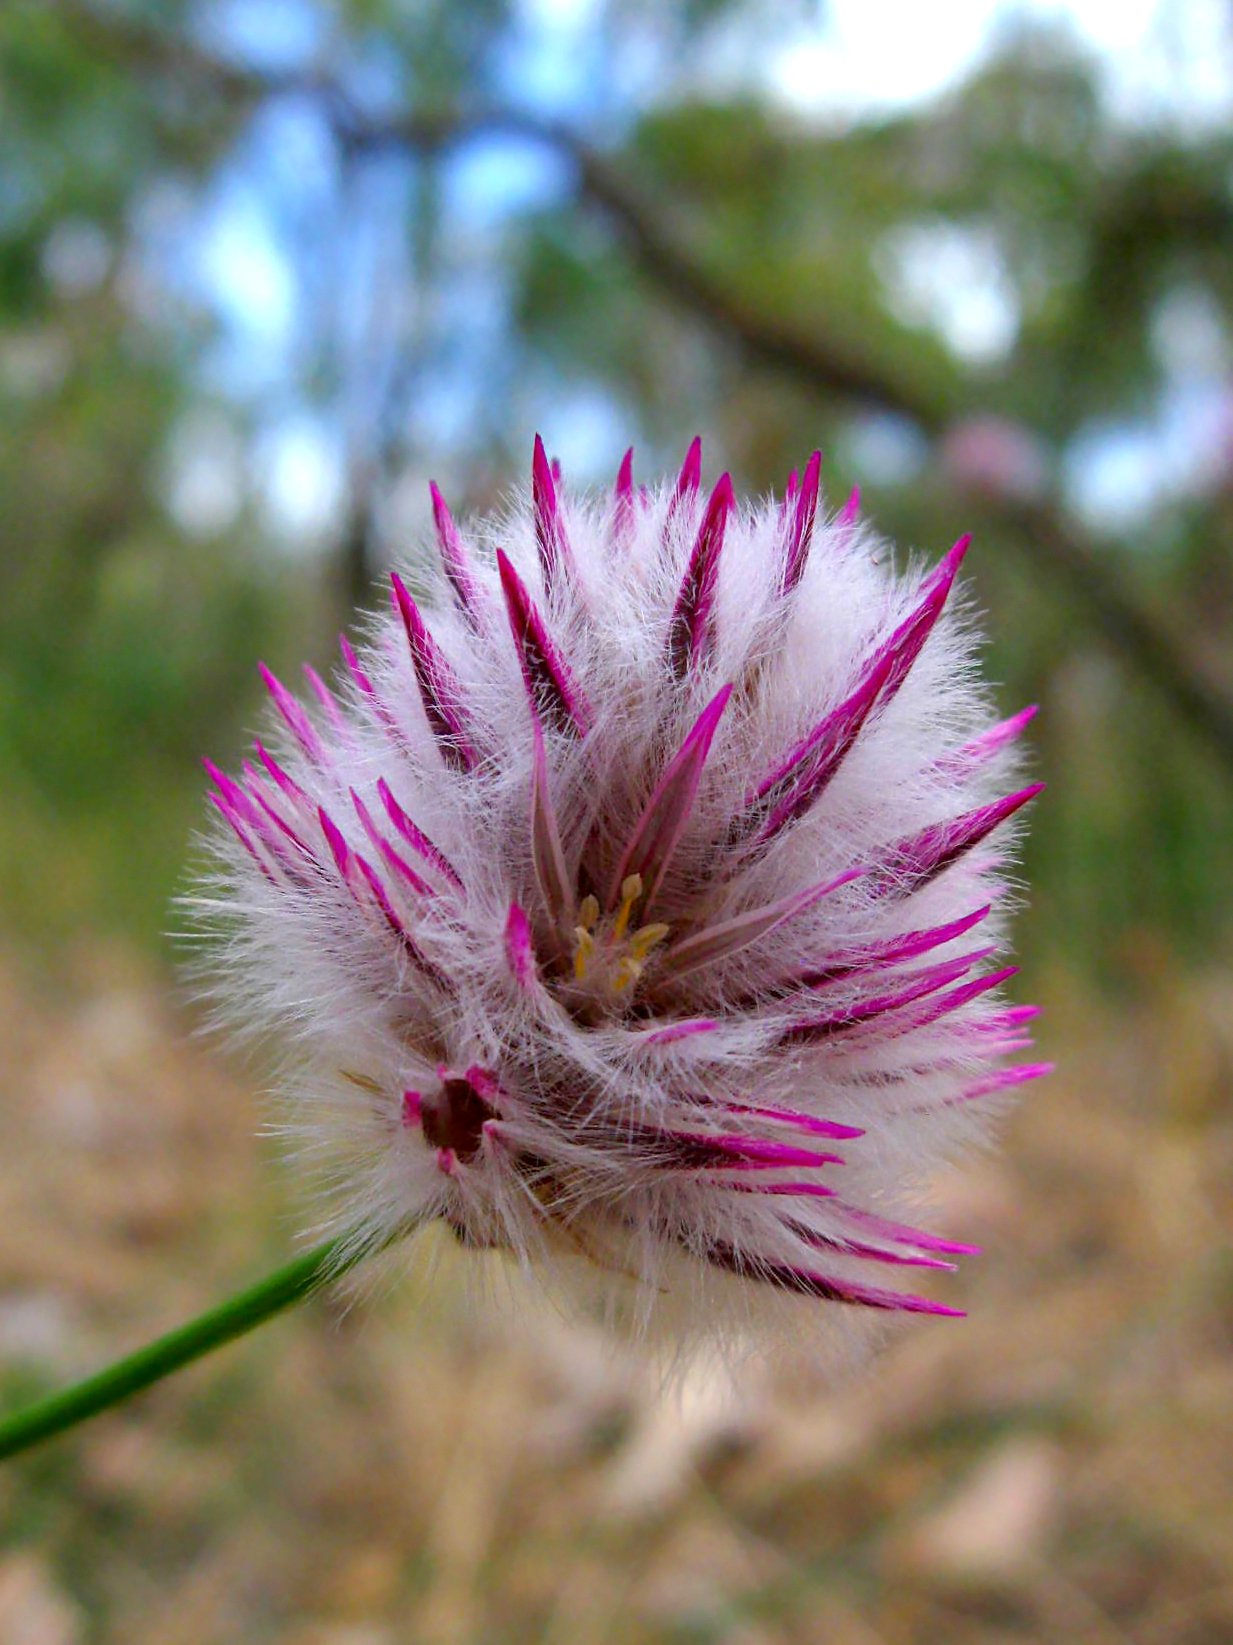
xmin=189 ymin=439 xmax=1046 ymax=1359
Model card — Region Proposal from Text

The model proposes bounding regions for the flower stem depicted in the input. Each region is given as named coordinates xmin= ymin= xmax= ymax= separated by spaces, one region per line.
xmin=0 ymin=1235 xmax=362 ymax=1461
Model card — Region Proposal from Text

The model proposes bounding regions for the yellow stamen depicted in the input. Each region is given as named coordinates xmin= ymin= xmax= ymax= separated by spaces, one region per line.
xmin=568 ymin=880 xmax=669 ymax=998
xmin=340 ymin=1068 xmax=383 ymax=1094
xmin=612 ymin=873 xmax=643 ymax=942
xmin=628 ymin=921 xmax=670 ymax=961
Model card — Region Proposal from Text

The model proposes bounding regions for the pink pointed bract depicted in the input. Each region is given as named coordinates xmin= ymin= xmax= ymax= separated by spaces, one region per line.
xmin=196 ymin=438 xmax=1044 ymax=1349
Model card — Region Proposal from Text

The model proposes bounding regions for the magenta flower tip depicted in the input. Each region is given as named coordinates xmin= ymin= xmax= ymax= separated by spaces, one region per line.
xmin=504 ymin=901 xmax=537 ymax=990
xmin=782 ymin=450 xmax=822 ymax=593
xmin=668 ymin=472 xmax=734 ymax=677
xmin=677 ymin=435 xmax=702 ymax=493
xmin=496 ymin=547 xmax=592 ymax=737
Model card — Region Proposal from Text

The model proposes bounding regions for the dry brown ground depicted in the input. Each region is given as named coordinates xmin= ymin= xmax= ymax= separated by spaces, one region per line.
xmin=0 ymin=940 xmax=1230 ymax=1645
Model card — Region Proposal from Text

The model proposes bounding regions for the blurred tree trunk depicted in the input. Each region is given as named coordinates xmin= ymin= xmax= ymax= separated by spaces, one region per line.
xmin=338 ymin=465 xmax=377 ymax=615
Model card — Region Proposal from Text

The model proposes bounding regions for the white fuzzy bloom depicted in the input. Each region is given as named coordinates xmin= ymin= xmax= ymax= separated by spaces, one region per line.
xmin=194 ymin=438 xmax=1046 ymax=1352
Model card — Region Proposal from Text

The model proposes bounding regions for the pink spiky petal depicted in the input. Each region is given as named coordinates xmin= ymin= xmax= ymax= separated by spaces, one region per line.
xmin=253 ymin=740 xmax=309 ymax=809
xmin=240 ymin=762 xmax=314 ymax=857
xmin=716 ymin=1100 xmax=864 ymax=1141
xmin=302 ymin=664 xmax=347 ymax=736
xmin=206 ymin=759 xmax=308 ymax=870
xmin=701 ymin=1242 xmax=965 ymax=1315
xmin=786 ymin=1223 xmax=956 ymax=1271
xmin=956 ymin=1061 xmax=1055 ymax=1102
xmin=355 ymin=855 xmax=411 ymax=939
xmin=339 ymin=633 xmax=377 ymax=700
xmin=258 ymin=664 xmax=326 ymax=764
xmin=609 ymin=682 xmax=732 ymax=911
xmin=868 ymin=535 xmax=969 ymax=703
xmin=350 ymin=789 xmax=434 ymax=899
xmin=874 ymin=783 xmax=1044 ymax=896
xmin=722 ymin=1179 xmax=838 ymax=1201
xmin=529 ymin=719 xmax=573 ymax=927
xmin=613 ymin=447 xmax=635 ymax=546
xmin=835 ymin=1202 xmax=981 ymax=1257
xmin=634 ymin=1018 xmax=719 ymax=1048
xmin=881 ymin=963 xmax=1020 ymax=1041
xmin=785 ymin=948 xmax=994 ymax=1041
xmin=781 ymin=449 xmax=821 ymax=594
xmin=390 ymin=572 xmax=479 ymax=773
xmin=668 ymin=472 xmax=733 ymax=678
xmin=798 ymin=904 xmax=993 ymax=987
xmin=658 ymin=1131 xmax=845 ymax=1171
xmin=664 ymin=435 xmax=702 ymax=533
xmin=663 ymin=867 xmax=864 ymax=981
xmin=375 ymin=778 xmax=463 ymax=893
xmin=532 ymin=434 xmax=573 ymax=592
xmin=504 ymin=901 xmax=538 ymax=990
xmin=208 ymin=791 xmax=274 ymax=880
xmin=751 ymin=651 xmax=894 ymax=843
xmin=496 ymin=549 xmax=592 ymax=738
xmin=317 ymin=808 xmax=415 ymax=955
xmin=940 ymin=704 xmax=1039 ymax=773
xmin=429 ymin=481 xmax=484 ymax=627
xmin=318 ymin=805 xmax=361 ymax=893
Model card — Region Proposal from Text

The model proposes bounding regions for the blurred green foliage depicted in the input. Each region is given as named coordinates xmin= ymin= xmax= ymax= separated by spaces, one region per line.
xmin=1 ymin=0 xmax=1230 ymax=978
xmin=0 ymin=1 xmax=312 ymax=949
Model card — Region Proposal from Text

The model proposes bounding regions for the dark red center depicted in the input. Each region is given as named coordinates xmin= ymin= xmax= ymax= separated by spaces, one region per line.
xmin=420 ymin=1076 xmax=496 ymax=1162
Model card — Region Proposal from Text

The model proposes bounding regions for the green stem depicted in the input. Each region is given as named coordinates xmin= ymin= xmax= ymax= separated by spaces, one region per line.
xmin=0 ymin=1235 xmax=363 ymax=1461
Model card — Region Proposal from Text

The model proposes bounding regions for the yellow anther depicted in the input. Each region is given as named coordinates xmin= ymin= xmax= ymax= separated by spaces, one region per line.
xmin=340 ymin=1068 xmax=383 ymax=1094
xmin=628 ymin=921 xmax=670 ymax=961
xmin=612 ymin=873 xmax=644 ymax=942
xmin=573 ymin=926 xmax=595 ymax=981
xmin=569 ymin=880 xmax=669 ymax=998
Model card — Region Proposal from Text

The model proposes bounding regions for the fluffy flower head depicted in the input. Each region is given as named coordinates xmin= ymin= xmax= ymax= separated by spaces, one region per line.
xmin=198 ymin=438 xmax=1045 ymax=1349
